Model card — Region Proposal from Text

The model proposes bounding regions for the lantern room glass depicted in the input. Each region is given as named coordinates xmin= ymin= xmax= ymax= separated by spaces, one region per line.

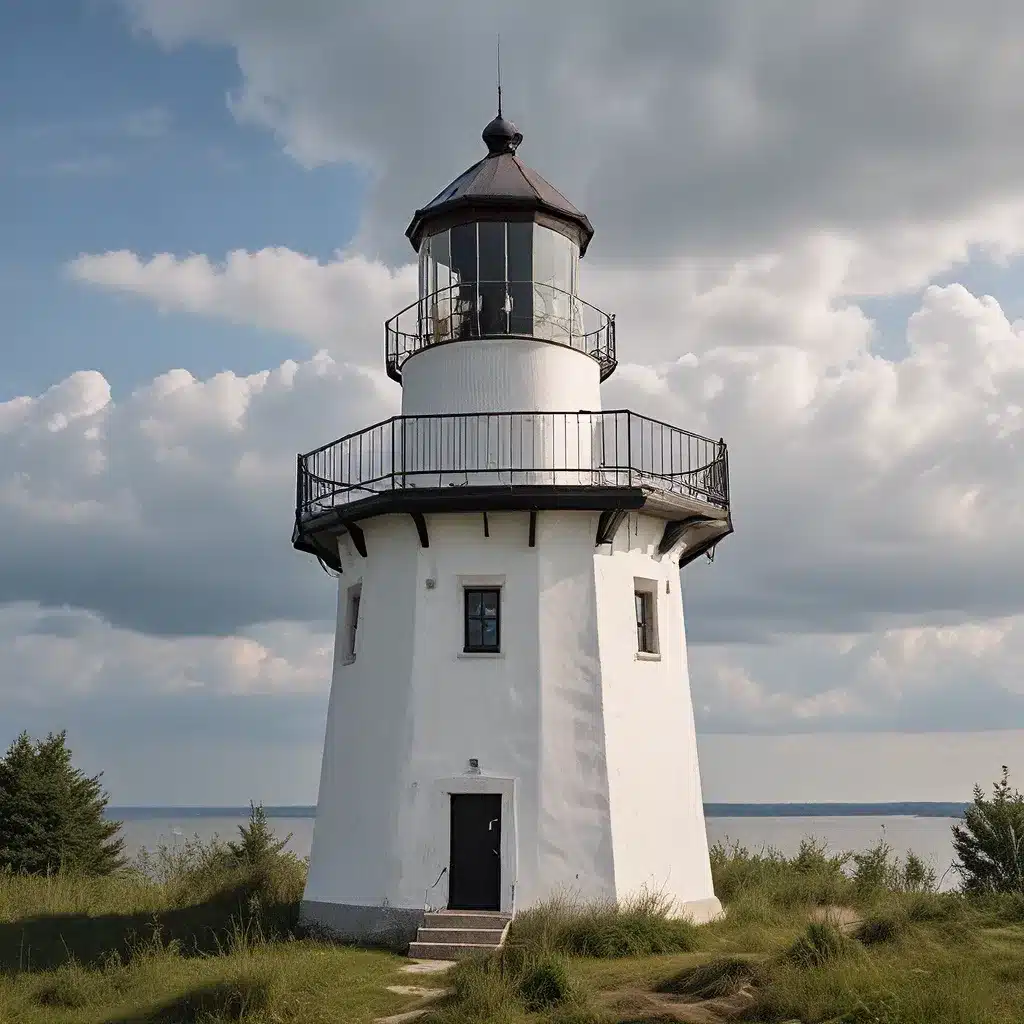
xmin=418 ymin=223 xmax=580 ymax=342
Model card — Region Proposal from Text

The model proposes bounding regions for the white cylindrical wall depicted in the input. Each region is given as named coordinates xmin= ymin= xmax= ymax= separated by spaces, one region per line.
xmin=398 ymin=339 xmax=602 ymax=487
xmin=400 ymin=337 xmax=601 ymax=416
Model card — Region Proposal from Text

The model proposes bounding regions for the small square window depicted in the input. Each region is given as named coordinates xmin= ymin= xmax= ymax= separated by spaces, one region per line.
xmin=635 ymin=589 xmax=656 ymax=654
xmin=345 ymin=583 xmax=362 ymax=662
xmin=464 ymin=587 xmax=501 ymax=653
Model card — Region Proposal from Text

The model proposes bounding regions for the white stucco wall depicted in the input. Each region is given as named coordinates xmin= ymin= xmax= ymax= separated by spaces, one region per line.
xmin=594 ymin=513 xmax=717 ymax=909
xmin=304 ymin=508 xmax=718 ymax=921
xmin=400 ymin=337 xmax=602 ymax=416
xmin=398 ymin=340 xmax=603 ymax=488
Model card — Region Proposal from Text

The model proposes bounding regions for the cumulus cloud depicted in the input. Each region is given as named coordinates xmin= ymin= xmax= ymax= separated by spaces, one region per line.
xmin=0 ymin=352 xmax=396 ymax=635
xmin=68 ymin=248 xmax=415 ymax=350
xmin=119 ymin=0 xmax=1024 ymax=263
xmin=8 ymin=235 xmax=1024 ymax=734
xmin=9 ymin=1 xmax=1024 ymax=758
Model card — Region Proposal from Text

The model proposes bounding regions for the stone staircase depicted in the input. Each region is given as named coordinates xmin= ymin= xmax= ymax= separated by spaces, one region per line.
xmin=407 ymin=910 xmax=512 ymax=960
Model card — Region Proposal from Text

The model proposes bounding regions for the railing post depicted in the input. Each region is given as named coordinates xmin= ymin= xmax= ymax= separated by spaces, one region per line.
xmin=626 ymin=410 xmax=632 ymax=487
xmin=295 ymin=453 xmax=303 ymax=523
xmin=391 ymin=418 xmax=396 ymax=490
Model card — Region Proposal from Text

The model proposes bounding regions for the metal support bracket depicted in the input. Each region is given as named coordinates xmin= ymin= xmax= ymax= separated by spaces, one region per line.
xmin=410 ymin=511 xmax=429 ymax=548
xmin=595 ymin=508 xmax=628 ymax=546
xmin=342 ymin=520 xmax=368 ymax=558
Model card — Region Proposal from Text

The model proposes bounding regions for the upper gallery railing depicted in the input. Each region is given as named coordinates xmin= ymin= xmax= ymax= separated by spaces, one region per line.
xmin=296 ymin=410 xmax=729 ymax=520
xmin=385 ymin=283 xmax=617 ymax=382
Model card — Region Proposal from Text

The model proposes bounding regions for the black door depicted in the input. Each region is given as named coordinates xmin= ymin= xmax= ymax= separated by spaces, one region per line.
xmin=448 ymin=793 xmax=501 ymax=911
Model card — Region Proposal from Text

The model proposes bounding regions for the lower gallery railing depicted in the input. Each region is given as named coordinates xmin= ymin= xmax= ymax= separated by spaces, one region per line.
xmin=297 ymin=410 xmax=729 ymax=518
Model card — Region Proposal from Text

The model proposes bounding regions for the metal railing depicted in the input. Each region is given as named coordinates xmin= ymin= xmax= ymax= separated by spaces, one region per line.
xmin=385 ymin=282 xmax=616 ymax=382
xmin=296 ymin=410 xmax=729 ymax=520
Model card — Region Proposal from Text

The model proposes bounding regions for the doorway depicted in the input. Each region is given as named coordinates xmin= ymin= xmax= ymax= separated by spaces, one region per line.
xmin=448 ymin=793 xmax=501 ymax=911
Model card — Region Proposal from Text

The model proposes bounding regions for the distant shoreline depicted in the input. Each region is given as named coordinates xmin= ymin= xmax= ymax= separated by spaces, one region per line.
xmin=106 ymin=802 xmax=969 ymax=820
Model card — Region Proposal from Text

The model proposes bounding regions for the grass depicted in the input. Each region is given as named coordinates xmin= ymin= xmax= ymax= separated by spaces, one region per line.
xmin=422 ymin=837 xmax=1024 ymax=1024
xmin=0 ymin=834 xmax=434 ymax=1024
xmin=3 ymin=830 xmax=1024 ymax=1022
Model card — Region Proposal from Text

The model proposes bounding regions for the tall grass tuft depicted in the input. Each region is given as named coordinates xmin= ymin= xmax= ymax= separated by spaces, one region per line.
xmin=507 ymin=890 xmax=700 ymax=958
xmin=427 ymin=946 xmax=595 ymax=1024
xmin=710 ymin=836 xmax=852 ymax=908
xmin=786 ymin=920 xmax=857 ymax=968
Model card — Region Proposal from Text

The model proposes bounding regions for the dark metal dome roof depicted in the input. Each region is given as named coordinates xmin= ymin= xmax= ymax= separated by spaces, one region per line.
xmin=405 ymin=115 xmax=595 ymax=255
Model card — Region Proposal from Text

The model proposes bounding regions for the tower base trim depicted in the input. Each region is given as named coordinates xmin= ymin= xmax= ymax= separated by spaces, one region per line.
xmin=677 ymin=896 xmax=724 ymax=924
xmin=299 ymin=900 xmax=425 ymax=947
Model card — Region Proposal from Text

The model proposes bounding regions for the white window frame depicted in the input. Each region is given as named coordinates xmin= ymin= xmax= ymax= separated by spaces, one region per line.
xmin=633 ymin=577 xmax=661 ymax=660
xmin=342 ymin=582 xmax=362 ymax=664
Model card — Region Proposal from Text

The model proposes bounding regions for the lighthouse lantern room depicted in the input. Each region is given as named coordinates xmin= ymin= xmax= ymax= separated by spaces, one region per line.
xmin=292 ymin=106 xmax=733 ymax=949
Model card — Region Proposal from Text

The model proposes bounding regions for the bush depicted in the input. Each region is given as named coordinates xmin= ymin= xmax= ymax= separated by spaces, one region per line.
xmin=952 ymin=766 xmax=1024 ymax=895
xmin=710 ymin=837 xmax=852 ymax=908
xmin=0 ymin=731 xmax=124 ymax=875
xmin=851 ymin=838 xmax=937 ymax=898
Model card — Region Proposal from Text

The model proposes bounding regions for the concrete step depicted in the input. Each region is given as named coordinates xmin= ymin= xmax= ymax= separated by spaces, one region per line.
xmin=408 ymin=941 xmax=500 ymax=960
xmin=415 ymin=927 xmax=506 ymax=945
xmin=422 ymin=912 xmax=510 ymax=931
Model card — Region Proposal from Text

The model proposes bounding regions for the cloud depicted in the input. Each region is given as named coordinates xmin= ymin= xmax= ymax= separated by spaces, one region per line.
xmin=68 ymin=249 xmax=415 ymax=350
xmin=6 ymin=235 xmax=1023 ymax=734
xmin=10 ymin=2 xmax=1024 ymax=755
xmin=119 ymin=0 xmax=1024 ymax=264
xmin=0 ymin=353 xmax=397 ymax=636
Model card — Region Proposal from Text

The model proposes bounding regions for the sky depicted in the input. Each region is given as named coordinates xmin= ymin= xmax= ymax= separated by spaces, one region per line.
xmin=3 ymin=0 xmax=1024 ymax=805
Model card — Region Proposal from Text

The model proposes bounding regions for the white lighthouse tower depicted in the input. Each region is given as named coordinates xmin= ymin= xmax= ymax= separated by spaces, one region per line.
xmin=293 ymin=108 xmax=733 ymax=951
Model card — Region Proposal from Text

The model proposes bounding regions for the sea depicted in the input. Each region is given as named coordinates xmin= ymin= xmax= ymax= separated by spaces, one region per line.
xmin=107 ymin=803 xmax=969 ymax=892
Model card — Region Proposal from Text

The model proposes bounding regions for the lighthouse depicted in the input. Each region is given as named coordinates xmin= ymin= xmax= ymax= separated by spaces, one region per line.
xmin=292 ymin=107 xmax=733 ymax=950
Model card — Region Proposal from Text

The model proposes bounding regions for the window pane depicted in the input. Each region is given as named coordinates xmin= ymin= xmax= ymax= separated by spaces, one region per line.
xmin=534 ymin=225 xmax=574 ymax=292
xmin=429 ymin=230 xmax=450 ymax=295
xmin=478 ymin=222 xmax=505 ymax=282
xmin=467 ymin=618 xmax=483 ymax=649
xmin=507 ymin=222 xmax=533 ymax=334
xmin=482 ymin=590 xmax=499 ymax=616
xmin=507 ymin=222 xmax=532 ymax=282
xmin=482 ymin=618 xmax=498 ymax=648
xmin=450 ymin=223 xmax=477 ymax=284
xmin=467 ymin=590 xmax=482 ymax=616
xmin=450 ymin=224 xmax=478 ymax=338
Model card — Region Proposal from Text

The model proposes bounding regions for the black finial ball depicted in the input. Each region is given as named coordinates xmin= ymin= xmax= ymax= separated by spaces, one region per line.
xmin=483 ymin=114 xmax=523 ymax=155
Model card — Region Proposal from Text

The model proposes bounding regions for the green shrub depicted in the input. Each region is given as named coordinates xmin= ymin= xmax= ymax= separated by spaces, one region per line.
xmin=710 ymin=837 xmax=852 ymax=908
xmin=0 ymin=731 xmax=124 ymax=875
xmin=953 ymin=766 xmax=1024 ymax=895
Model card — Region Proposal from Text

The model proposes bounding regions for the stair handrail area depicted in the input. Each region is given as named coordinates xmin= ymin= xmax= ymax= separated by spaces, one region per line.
xmin=296 ymin=410 xmax=729 ymax=521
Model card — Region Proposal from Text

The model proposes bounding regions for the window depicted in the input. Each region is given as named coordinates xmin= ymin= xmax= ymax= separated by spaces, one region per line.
xmin=635 ymin=589 xmax=656 ymax=654
xmin=345 ymin=583 xmax=362 ymax=662
xmin=464 ymin=587 xmax=500 ymax=653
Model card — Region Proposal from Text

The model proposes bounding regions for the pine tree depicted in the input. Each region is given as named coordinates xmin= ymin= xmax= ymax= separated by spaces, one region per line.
xmin=0 ymin=731 xmax=125 ymax=875
xmin=227 ymin=801 xmax=292 ymax=865
xmin=951 ymin=766 xmax=1024 ymax=895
